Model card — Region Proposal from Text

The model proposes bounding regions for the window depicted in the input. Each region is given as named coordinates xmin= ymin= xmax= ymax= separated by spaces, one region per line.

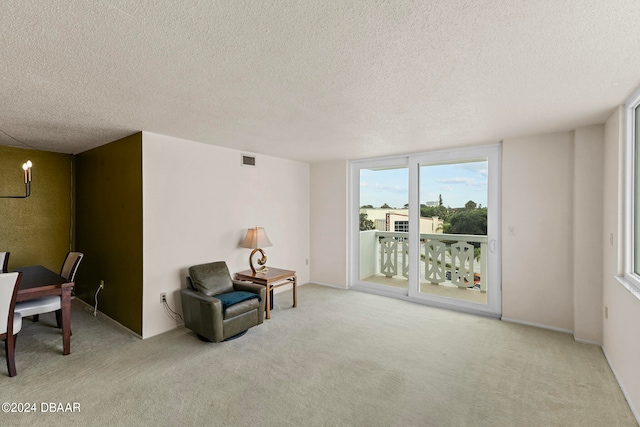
xmin=623 ymin=85 xmax=640 ymax=297
xmin=394 ymin=221 xmax=409 ymax=232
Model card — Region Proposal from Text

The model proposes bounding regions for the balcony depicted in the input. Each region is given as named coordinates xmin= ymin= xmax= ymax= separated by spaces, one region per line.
xmin=359 ymin=231 xmax=488 ymax=304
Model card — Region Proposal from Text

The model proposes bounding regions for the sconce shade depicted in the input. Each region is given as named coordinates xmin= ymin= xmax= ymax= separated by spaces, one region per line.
xmin=241 ymin=227 xmax=272 ymax=249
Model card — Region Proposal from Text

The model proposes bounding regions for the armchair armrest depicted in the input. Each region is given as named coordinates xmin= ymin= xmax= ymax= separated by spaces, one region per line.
xmin=180 ymin=288 xmax=224 ymax=341
xmin=233 ymin=280 xmax=264 ymax=295
xmin=181 ymin=288 xmax=220 ymax=305
xmin=232 ymin=281 xmax=266 ymax=324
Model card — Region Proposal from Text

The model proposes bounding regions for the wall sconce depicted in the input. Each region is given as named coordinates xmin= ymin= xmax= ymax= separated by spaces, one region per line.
xmin=241 ymin=227 xmax=273 ymax=274
xmin=0 ymin=160 xmax=32 ymax=199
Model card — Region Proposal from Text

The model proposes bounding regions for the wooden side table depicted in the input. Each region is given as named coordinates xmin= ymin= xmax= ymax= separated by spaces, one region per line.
xmin=235 ymin=267 xmax=297 ymax=319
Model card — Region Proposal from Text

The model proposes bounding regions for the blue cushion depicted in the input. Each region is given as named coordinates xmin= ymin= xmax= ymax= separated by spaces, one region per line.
xmin=215 ymin=291 xmax=261 ymax=311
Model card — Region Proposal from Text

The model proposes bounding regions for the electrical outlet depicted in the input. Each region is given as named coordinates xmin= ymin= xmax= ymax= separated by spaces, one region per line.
xmin=160 ymin=293 xmax=167 ymax=303
xmin=100 ymin=280 xmax=105 ymax=289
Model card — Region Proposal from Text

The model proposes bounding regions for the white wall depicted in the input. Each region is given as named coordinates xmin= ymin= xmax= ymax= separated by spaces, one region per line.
xmin=310 ymin=131 xmax=606 ymax=341
xmin=573 ymin=125 xmax=604 ymax=343
xmin=310 ymin=161 xmax=348 ymax=288
xmin=502 ymin=132 xmax=575 ymax=331
xmin=141 ymin=132 xmax=310 ymax=338
xmin=359 ymin=230 xmax=377 ymax=280
xmin=602 ymin=106 xmax=640 ymax=419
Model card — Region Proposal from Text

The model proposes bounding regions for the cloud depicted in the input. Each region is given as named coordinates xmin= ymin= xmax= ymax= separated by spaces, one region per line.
xmin=436 ymin=177 xmax=474 ymax=185
xmin=459 ymin=162 xmax=488 ymax=177
xmin=376 ymin=184 xmax=407 ymax=193
xmin=435 ymin=177 xmax=487 ymax=187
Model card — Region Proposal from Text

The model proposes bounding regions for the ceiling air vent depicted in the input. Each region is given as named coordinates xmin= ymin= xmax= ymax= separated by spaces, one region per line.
xmin=241 ymin=154 xmax=256 ymax=167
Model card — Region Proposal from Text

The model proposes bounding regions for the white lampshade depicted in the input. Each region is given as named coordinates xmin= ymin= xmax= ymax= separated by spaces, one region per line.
xmin=241 ymin=227 xmax=273 ymax=249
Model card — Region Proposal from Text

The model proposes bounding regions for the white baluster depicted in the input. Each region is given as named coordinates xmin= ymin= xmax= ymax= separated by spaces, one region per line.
xmin=424 ymin=239 xmax=447 ymax=284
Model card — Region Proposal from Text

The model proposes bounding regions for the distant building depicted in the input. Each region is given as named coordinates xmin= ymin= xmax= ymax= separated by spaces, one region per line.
xmin=359 ymin=208 xmax=443 ymax=234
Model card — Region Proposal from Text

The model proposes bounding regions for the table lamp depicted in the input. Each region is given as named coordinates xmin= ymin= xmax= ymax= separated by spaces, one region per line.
xmin=241 ymin=227 xmax=273 ymax=274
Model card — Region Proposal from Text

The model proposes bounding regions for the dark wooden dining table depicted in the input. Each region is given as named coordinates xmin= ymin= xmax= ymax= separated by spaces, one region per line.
xmin=13 ymin=265 xmax=74 ymax=355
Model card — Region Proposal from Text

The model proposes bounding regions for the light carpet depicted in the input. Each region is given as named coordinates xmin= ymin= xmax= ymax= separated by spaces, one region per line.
xmin=0 ymin=284 xmax=636 ymax=426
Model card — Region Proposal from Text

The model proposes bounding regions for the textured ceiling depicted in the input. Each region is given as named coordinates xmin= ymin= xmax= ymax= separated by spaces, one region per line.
xmin=1 ymin=1 xmax=640 ymax=163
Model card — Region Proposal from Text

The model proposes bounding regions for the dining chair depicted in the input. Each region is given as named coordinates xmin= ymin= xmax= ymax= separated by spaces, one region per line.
xmin=0 ymin=272 xmax=23 ymax=376
xmin=60 ymin=252 xmax=84 ymax=282
xmin=15 ymin=252 xmax=84 ymax=327
xmin=0 ymin=252 xmax=9 ymax=273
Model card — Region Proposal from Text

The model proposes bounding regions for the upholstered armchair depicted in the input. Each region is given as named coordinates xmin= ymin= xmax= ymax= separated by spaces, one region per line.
xmin=181 ymin=261 xmax=265 ymax=342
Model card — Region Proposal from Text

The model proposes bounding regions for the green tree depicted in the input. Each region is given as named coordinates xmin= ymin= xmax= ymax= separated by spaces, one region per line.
xmin=421 ymin=205 xmax=451 ymax=222
xmin=380 ymin=203 xmax=391 ymax=209
xmin=438 ymin=194 xmax=443 ymax=206
xmin=359 ymin=213 xmax=375 ymax=231
xmin=464 ymin=200 xmax=477 ymax=210
xmin=361 ymin=204 xmax=374 ymax=209
xmin=448 ymin=208 xmax=487 ymax=235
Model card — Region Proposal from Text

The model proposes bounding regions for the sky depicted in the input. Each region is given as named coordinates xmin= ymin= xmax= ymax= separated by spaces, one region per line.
xmin=360 ymin=160 xmax=488 ymax=209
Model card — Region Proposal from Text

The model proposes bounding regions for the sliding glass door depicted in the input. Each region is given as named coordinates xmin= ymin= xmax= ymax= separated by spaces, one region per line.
xmin=413 ymin=157 xmax=491 ymax=307
xmin=351 ymin=145 xmax=501 ymax=317
xmin=357 ymin=161 xmax=410 ymax=293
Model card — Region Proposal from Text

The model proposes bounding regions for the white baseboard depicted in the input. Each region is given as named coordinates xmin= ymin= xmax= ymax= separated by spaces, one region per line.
xmin=307 ymin=281 xmax=348 ymax=289
xmin=602 ymin=347 xmax=640 ymax=426
xmin=501 ymin=317 xmax=573 ymax=335
xmin=574 ymin=337 xmax=602 ymax=346
xmin=500 ymin=318 xmax=604 ymax=346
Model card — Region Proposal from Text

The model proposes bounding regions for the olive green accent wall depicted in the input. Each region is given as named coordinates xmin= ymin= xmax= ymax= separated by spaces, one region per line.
xmin=75 ymin=133 xmax=143 ymax=335
xmin=0 ymin=146 xmax=73 ymax=272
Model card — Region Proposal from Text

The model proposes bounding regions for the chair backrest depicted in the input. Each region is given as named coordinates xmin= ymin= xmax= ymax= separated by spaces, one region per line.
xmin=188 ymin=261 xmax=234 ymax=296
xmin=0 ymin=252 xmax=9 ymax=273
xmin=60 ymin=252 xmax=84 ymax=282
xmin=0 ymin=272 xmax=21 ymax=335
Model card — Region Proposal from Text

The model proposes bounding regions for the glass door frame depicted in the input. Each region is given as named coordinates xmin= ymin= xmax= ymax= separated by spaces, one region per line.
xmin=349 ymin=144 xmax=502 ymax=318
xmin=349 ymin=156 xmax=410 ymax=298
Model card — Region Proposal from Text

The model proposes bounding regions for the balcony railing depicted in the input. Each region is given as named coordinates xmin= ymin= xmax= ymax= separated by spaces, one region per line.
xmin=359 ymin=231 xmax=488 ymax=292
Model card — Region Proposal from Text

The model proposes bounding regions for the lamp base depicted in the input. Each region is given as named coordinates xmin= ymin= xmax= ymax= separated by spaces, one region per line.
xmin=249 ymin=248 xmax=268 ymax=274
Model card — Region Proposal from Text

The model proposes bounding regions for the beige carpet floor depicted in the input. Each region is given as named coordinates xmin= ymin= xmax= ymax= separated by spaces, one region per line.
xmin=363 ymin=274 xmax=488 ymax=304
xmin=0 ymin=284 xmax=636 ymax=426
